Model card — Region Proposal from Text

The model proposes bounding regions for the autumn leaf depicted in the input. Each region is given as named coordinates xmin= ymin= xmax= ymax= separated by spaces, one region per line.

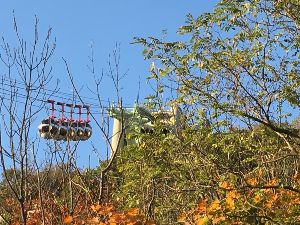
xmin=226 ymin=197 xmax=235 ymax=210
xmin=208 ymin=199 xmax=220 ymax=212
xmin=91 ymin=204 xmax=101 ymax=212
xmin=63 ymin=215 xmax=73 ymax=224
xmin=126 ymin=208 xmax=139 ymax=216
xmin=98 ymin=204 xmax=114 ymax=215
xmin=212 ymin=216 xmax=226 ymax=224
xmin=226 ymin=191 xmax=238 ymax=210
xmin=197 ymin=200 xmax=207 ymax=214
xmin=253 ymin=194 xmax=261 ymax=204
xmin=178 ymin=213 xmax=187 ymax=223
xmin=267 ymin=177 xmax=277 ymax=186
xmin=86 ymin=217 xmax=99 ymax=224
xmin=108 ymin=213 xmax=125 ymax=223
xmin=246 ymin=177 xmax=258 ymax=186
xmin=220 ymin=181 xmax=231 ymax=190
xmin=265 ymin=193 xmax=278 ymax=209
xmin=196 ymin=216 xmax=209 ymax=225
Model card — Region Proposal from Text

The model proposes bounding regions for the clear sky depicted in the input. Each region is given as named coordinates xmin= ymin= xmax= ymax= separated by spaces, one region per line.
xmin=0 ymin=1 xmax=219 ymax=168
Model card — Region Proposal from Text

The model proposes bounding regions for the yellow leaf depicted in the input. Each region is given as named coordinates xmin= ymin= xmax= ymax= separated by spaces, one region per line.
xmin=196 ymin=216 xmax=209 ymax=225
xmin=227 ymin=190 xmax=239 ymax=199
xmin=226 ymin=192 xmax=237 ymax=210
xmin=63 ymin=215 xmax=73 ymax=224
xmin=226 ymin=197 xmax=235 ymax=210
xmin=209 ymin=199 xmax=220 ymax=212
xmin=253 ymin=194 xmax=261 ymax=204
xmin=246 ymin=178 xmax=258 ymax=186
xmin=220 ymin=181 xmax=231 ymax=189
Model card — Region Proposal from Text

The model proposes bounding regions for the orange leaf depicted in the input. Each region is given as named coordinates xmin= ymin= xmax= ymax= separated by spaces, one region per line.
xmin=91 ymin=204 xmax=101 ymax=212
xmin=126 ymin=208 xmax=139 ymax=216
xmin=197 ymin=200 xmax=207 ymax=214
xmin=212 ymin=216 xmax=226 ymax=224
xmin=63 ymin=215 xmax=73 ymax=224
xmin=227 ymin=190 xmax=239 ymax=199
xmin=253 ymin=194 xmax=261 ymax=204
xmin=86 ymin=217 xmax=99 ymax=224
xmin=99 ymin=205 xmax=114 ymax=215
xmin=265 ymin=193 xmax=278 ymax=208
xmin=220 ymin=181 xmax=231 ymax=189
xmin=267 ymin=177 xmax=277 ymax=186
xmin=109 ymin=213 xmax=125 ymax=223
xmin=208 ymin=199 xmax=220 ymax=212
xmin=246 ymin=177 xmax=258 ymax=186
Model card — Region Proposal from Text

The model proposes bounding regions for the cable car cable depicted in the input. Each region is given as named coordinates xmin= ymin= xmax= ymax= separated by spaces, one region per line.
xmin=0 ymin=80 xmax=133 ymax=109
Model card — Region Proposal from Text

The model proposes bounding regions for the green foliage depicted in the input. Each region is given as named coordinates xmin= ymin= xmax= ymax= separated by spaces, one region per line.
xmin=111 ymin=121 xmax=300 ymax=223
xmin=134 ymin=0 xmax=300 ymax=136
xmin=120 ymin=0 xmax=300 ymax=223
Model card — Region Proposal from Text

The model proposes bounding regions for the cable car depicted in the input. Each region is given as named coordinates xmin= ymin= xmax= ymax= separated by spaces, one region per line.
xmin=54 ymin=120 xmax=68 ymax=141
xmin=66 ymin=104 xmax=76 ymax=140
xmin=71 ymin=105 xmax=85 ymax=141
xmin=38 ymin=100 xmax=59 ymax=139
xmin=52 ymin=102 xmax=68 ymax=141
xmin=82 ymin=122 xmax=92 ymax=140
xmin=38 ymin=100 xmax=92 ymax=141
xmin=81 ymin=105 xmax=92 ymax=141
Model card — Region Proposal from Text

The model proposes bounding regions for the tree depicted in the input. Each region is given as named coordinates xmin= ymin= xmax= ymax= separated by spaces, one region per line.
xmin=0 ymin=16 xmax=146 ymax=224
xmin=136 ymin=0 xmax=300 ymax=138
xmin=0 ymin=16 xmax=56 ymax=224
xmin=115 ymin=0 xmax=300 ymax=223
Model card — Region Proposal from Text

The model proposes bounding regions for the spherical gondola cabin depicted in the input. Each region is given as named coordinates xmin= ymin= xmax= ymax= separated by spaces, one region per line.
xmin=71 ymin=105 xmax=85 ymax=141
xmin=81 ymin=122 xmax=92 ymax=141
xmin=71 ymin=121 xmax=84 ymax=141
xmin=53 ymin=102 xmax=68 ymax=141
xmin=65 ymin=103 xmax=76 ymax=141
xmin=81 ymin=105 xmax=92 ymax=141
xmin=55 ymin=120 xmax=69 ymax=141
xmin=38 ymin=118 xmax=51 ymax=139
xmin=69 ymin=122 xmax=78 ymax=141
xmin=38 ymin=100 xmax=58 ymax=139
xmin=66 ymin=121 xmax=76 ymax=140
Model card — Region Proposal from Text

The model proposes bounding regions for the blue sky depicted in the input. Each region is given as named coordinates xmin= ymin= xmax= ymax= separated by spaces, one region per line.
xmin=0 ymin=1 xmax=219 ymax=168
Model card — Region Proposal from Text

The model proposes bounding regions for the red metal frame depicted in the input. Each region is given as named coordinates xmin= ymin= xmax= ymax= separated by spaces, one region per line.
xmin=57 ymin=102 xmax=65 ymax=121
xmin=47 ymin=99 xmax=56 ymax=119
xmin=83 ymin=105 xmax=90 ymax=123
xmin=66 ymin=103 xmax=74 ymax=122
xmin=75 ymin=105 xmax=83 ymax=122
